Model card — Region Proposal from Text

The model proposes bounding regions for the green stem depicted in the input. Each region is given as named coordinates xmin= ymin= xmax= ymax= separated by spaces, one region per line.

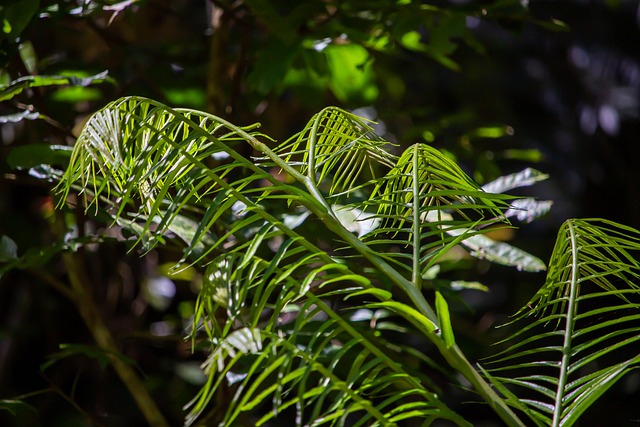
xmin=412 ymin=144 xmax=423 ymax=290
xmin=552 ymin=221 xmax=579 ymax=427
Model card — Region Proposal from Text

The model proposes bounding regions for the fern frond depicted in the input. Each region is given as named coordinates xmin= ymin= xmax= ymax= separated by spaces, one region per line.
xmin=57 ymin=97 xmax=525 ymax=427
xmin=364 ymin=143 xmax=544 ymax=283
xmin=269 ymin=106 xmax=396 ymax=196
xmin=483 ymin=219 xmax=640 ymax=426
xmin=187 ymin=247 xmax=470 ymax=427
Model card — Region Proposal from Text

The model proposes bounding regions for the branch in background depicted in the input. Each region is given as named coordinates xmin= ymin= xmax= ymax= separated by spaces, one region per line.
xmin=50 ymin=212 xmax=170 ymax=427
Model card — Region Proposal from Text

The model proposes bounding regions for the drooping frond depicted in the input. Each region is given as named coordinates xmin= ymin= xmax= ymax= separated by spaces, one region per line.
xmin=483 ymin=219 xmax=640 ymax=426
xmin=56 ymin=96 xmax=317 ymax=266
xmin=269 ymin=106 xmax=396 ymax=196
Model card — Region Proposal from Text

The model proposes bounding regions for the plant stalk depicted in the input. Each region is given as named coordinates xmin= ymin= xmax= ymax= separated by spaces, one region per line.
xmin=551 ymin=220 xmax=579 ymax=427
xmin=53 ymin=215 xmax=169 ymax=427
xmin=61 ymin=251 xmax=170 ymax=427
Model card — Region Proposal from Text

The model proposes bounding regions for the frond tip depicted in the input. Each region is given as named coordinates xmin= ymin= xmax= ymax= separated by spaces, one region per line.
xmin=270 ymin=106 xmax=396 ymax=196
xmin=483 ymin=219 xmax=640 ymax=427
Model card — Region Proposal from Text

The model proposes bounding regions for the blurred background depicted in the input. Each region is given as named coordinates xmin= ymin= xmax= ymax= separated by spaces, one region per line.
xmin=1 ymin=0 xmax=640 ymax=425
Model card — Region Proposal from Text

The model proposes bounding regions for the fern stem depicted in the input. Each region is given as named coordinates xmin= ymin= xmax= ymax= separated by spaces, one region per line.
xmin=307 ymin=112 xmax=322 ymax=186
xmin=412 ymin=144 xmax=423 ymax=290
xmin=552 ymin=221 xmax=580 ymax=427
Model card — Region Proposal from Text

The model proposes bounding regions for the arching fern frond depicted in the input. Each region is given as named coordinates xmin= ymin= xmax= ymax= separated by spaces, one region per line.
xmin=483 ymin=219 xmax=640 ymax=427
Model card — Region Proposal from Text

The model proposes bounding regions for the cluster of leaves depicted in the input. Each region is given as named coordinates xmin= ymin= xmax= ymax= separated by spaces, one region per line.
xmin=46 ymin=96 xmax=640 ymax=426
xmin=2 ymin=1 xmax=638 ymax=426
xmin=241 ymin=0 xmax=565 ymax=105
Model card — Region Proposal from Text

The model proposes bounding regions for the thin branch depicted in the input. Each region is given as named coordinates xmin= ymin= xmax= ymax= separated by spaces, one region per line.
xmin=50 ymin=213 xmax=170 ymax=427
xmin=41 ymin=373 xmax=106 ymax=427
xmin=28 ymin=269 xmax=78 ymax=302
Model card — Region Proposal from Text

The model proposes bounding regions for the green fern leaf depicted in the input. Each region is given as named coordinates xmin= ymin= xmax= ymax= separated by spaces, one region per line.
xmin=483 ymin=219 xmax=640 ymax=427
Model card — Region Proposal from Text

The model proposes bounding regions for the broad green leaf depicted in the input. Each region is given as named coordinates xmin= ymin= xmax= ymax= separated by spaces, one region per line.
xmin=325 ymin=44 xmax=379 ymax=104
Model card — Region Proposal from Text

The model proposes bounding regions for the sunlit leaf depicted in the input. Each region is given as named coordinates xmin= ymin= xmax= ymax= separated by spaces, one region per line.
xmin=484 ymin=219 xmax=640 ymax=426
xmin=481 ymin=168 xmax=549 ymax=194
xmin=421 ymin=205 xmax=546 ymax=272
xmin=0 ymin=110 xmax=39 ymax=123
xmin=504 ymin=198 xmax=553 ymax=223
xmin=435 ymin=291 xmax=454 ymax=348
xmin=332 ymin=204 xmax=380 ymax=238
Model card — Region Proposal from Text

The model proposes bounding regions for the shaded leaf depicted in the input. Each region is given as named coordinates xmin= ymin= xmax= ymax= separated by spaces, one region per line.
xmin=325 ymin=44 xmax=379 ymax=104
xmin=0 ymin=71 xmax=113 ymax=102
xmin=7 ymin=144 xmax=73 ymax=169
xmin=41 ymin=343 xmax=136 ymax=371
xmin=0 ymin=110 xmax=39 ymax=123
xmin=0 ymin=399 xmax=38 ymax=416
xmin=0 ymin=235 xmax=18 ymax=262
xmin=0 ymin=0 xmax=39 ymax=42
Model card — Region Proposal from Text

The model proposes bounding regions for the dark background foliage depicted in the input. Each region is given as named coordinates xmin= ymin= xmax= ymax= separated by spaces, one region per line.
xmin=1 ymin=0 xmax=639 ymax=425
